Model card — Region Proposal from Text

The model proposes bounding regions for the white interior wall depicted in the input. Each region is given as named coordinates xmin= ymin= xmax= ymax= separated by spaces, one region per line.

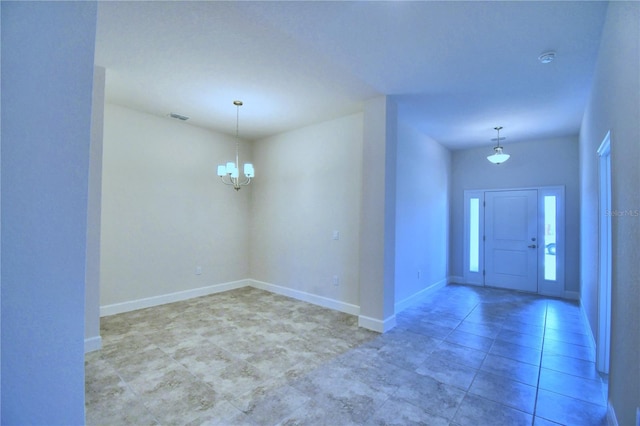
xmin=100 ymin=101 xmax=405 ymax=331
xmin=85 ymin=66 xmax=105 ymax=352
xmin=450 ymin=136 xmax=580 ymax=294
xmin=100 ymin=95 xmax=456 ymax=335
xmin=100 ymin=99 xmax=414 ymax=333
xmin=1 ymin=2 xmax=96 ymax=423
xmin=394 ymin=119 xmax=451 ymax=310
xmin=250 ymin=113 xmax=363 ymax=311
xmin=579 ymin=2 xmax=639 ymax=424
xmin=1 ymin=8 xmax=3 ymax=421
xmin=100 ymin=103 xmax=252 ymax=308
xmin=357 ymin=97 xmax=398 ymax=331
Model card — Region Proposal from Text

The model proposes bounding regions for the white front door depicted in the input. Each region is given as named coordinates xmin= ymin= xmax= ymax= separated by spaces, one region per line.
xmin=484 ymin=190 xmax=538 ymax=292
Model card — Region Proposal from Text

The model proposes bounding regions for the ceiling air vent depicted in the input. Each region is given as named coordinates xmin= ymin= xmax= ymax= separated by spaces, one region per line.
xmin=169 ymin=112 xmax=189 ymax=121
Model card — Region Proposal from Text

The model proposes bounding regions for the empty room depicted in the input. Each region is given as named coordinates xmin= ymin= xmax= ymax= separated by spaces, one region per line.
xmin=2 ymin=1 xmax=638 ymax=425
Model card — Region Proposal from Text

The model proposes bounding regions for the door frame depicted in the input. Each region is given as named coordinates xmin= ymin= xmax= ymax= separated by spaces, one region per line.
xmin=596 ymin=131 xmax=611 ymax=374
xmin=463 ymin=186 xmax=565 ymax=296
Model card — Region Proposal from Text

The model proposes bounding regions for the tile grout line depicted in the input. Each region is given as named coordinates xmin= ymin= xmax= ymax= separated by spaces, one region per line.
xmin=104 ymin=352 xmax=163 ymax=425
xmin=531 ymin=301 xmax=548 ymax=425
xmin=447 ymin=299 xmax=483 ymax=426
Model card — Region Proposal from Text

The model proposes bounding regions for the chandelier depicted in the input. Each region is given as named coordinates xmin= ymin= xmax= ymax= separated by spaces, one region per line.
xmin=217 ymin=100 xmax=254 ymax=190
xmin=487 ymin=126 xmax=510 ymax=164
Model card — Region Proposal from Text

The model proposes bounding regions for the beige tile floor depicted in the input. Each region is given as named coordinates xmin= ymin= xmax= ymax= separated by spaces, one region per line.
xmin=85 ymin=284 xmax=608 ymax=425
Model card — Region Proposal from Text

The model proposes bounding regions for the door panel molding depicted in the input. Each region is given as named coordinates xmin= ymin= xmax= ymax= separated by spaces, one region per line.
xmin=485 ymin=190 xmax=538 ymax=292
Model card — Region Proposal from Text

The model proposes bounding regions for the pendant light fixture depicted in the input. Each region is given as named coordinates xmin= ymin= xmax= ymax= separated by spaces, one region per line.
xmin=487 ymin=126 xmax=510 ymax=165
xmin=217 ymin=100 xmax=254 ymax=190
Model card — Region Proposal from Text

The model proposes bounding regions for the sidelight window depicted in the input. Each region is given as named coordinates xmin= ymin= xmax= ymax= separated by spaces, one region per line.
xmin=469 ymin=198 xmax=480 ymax=273
xmin=544 ymin=195 xmax=557 ymax=281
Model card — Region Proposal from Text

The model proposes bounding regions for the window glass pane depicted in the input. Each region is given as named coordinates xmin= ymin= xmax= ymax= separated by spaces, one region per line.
xmin=544 ymin=195 xmax=557 ymax=281
xmin=469 ymin=198 xmax=479 ymax=272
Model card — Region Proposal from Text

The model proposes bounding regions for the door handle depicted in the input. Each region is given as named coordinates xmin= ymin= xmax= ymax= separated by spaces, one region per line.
xmin=528 ymin=244 xmax=537 ymax=248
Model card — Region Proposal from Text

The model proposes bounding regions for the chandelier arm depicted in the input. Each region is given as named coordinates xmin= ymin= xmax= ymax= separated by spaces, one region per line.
xmin=220 ymin=175 xmax=234 ymax=186
xmin=223 ymin=175 xmax=250 ymax=190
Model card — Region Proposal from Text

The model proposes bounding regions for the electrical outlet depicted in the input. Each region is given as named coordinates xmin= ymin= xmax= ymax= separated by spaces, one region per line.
xmin=333 ymin=275 xmax=339 ymax=286
xmin=332 ymin=230 xmax=340 ymax=240
xmin=195 ymin=266 xmax=202 ymax=275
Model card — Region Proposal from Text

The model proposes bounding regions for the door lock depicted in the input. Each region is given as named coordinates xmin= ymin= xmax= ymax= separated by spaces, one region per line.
xmin=528 ymin=244 xmax=537 ymax=248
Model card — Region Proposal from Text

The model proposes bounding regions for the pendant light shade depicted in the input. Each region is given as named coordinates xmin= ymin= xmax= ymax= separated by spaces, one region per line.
xmin=487 ymin=126 xmax=510 ymax=164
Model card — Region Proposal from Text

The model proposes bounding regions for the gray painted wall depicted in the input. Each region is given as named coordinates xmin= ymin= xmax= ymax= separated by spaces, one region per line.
xmin=579 ymin=2 xmax=639 ymax=424
xmin=1 ymin=2 xmax=96 ymax=422
xmin=450 ymin=136 xmax=580 ymax=293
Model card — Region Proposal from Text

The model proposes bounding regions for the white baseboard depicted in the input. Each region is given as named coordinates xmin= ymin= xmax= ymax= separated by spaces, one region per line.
xmin=448 ymin=275 xmax=465 ymax=284
xmin=100 ymin=279 xmax=249 ymax=317
xmin=564 ymin=290 xmax=580 ymax=301
xmin=248 ymin=279 xmax=360 ymax=316
xmin=607 ymin=401 xmax=619 ymax=426
xmin=99 ymin=278 xmax=395 ymax=334
xmin=453 ymin=276 xmax=485 ymax=287
xmin=395 ymin=278 xmax=447 ymax=313
xmin=84 ymin=336 xmax=102 ymax=353
xmin=580 ymin=299 xmax=597 ymax=350
xmin=358 ymin=314 xmax=396 ymax=333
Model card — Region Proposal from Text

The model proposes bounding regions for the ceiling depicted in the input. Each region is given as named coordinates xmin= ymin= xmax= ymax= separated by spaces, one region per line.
xmin=95 ymin=1 xmax=608 ymax=150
